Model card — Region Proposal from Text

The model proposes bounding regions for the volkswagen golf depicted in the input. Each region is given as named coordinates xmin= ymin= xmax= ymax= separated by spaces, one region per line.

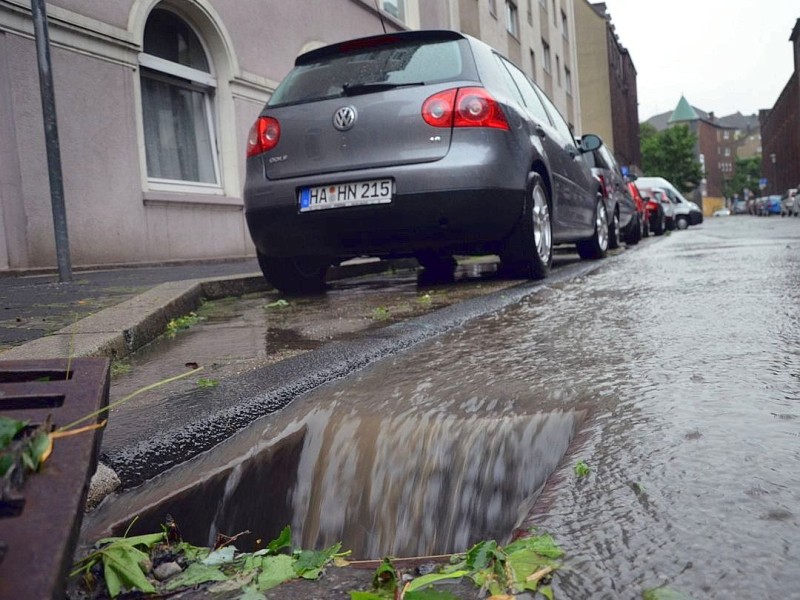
xmin=244 ymin=30 xmax=609 ymax=293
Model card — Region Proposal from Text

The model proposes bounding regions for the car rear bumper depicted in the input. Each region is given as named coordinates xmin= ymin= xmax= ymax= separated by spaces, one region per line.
xmin=245 ymin=187 xmax=524 ymax=260
xmin=243 ymin=135 xmax=531 ymax=260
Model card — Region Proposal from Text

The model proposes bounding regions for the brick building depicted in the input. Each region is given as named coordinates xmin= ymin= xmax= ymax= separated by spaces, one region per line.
xmin=760 ymin=19 xmax=800 ymax=197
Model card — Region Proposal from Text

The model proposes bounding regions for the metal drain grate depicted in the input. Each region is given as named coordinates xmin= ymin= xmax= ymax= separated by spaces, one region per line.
xmin=0 ymin=358 xmax=109 ymax=599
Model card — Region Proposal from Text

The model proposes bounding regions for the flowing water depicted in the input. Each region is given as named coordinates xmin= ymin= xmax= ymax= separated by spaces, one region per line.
xmin=83 ymin=217 xmax=800 ymax=598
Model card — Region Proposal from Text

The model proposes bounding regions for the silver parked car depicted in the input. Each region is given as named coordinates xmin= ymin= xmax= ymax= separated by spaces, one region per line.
xmin=244 ymin=30 xmax=609 ymax=293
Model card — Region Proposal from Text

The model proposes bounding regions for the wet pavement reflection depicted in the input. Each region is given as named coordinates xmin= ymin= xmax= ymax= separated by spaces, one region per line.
xmin=85 ymin=217 xmax=800 ymax=598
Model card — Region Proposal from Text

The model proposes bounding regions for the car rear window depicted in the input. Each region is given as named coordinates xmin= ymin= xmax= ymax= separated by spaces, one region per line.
xmin=268 ymin=39 xmax=474 ymax=107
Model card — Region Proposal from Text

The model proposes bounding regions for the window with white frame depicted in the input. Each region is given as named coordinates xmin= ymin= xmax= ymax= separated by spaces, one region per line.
xmin=506 ymin=1 xmax=519 ymax=36
xmin=542 ymin=40 xmax=551 ymax=73
xmin=139 ymin=9 xmax=220 ymax=187
xmin=527 ymin=0 xmax=533 ymax=25
xmin=489 ymin=0 xmax=497 ymax=16
xmin=530 ymin=49 xmax=536 ymax=81
xmin=565 ymin=66 xmax=572 ymax=95
xmin=561 ymin=10 xmax=568 ymax=38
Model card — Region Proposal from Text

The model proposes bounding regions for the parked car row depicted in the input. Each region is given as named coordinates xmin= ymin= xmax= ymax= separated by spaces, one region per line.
xmin=242 ymin=30 xmax=697 ymax=294
xmin=752 ymin=195 xmax=783 ymax=216
xmin=781 ymin=188 xmax=799 ymax=217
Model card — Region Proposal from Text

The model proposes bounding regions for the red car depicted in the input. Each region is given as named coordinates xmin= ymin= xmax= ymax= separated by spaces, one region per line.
xmin=626 ymin=181 xmax=649 ymax=243
xmin=634 ymin=184 xmax=667 ymax=235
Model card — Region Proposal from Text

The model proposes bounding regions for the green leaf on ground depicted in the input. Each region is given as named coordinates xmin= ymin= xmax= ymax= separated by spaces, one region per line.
xmin=0 ymin=417 xmax=26 ymax=448
xmin=406 ymin=588 xmax=461 ymax=600
xmin=101 ymin=543 xmax=155 ymax=597
xmin=256 ymin=555 xmax=296 ymax=591
xmin=265 ymin=299 xmax=290 ymax=309
xmin=197 ymin=378 xmax=219 ymax=388
xmin=165 ymin=562 xmax=228 ymax=591
xmin=202 ymin=545 xmax=237 ymax=565
xmin=372 ymin=557 xmax=398 ymax=590
xmin=294 ymin=542 xmax=341 ymax=579
xmin=265 ymin=525 xmax=292 ymax=554
xmin=406 ymin=570 xmax=470 ymax=592
xmin=575 ymin=460 xmax=591 ymax=477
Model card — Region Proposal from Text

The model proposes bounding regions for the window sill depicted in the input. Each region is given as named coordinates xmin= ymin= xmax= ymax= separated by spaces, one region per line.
xmin=143 ymin=190 xmax=243 ymax=209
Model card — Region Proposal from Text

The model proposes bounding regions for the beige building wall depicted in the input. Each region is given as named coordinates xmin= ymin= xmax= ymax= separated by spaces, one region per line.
xmin=457 ymin=0 xmax=582 ymax=134
xmin=574 ymin=0 xmax=613 ymax=147
xmin=0 ymin=0 xmax=440 ymax=270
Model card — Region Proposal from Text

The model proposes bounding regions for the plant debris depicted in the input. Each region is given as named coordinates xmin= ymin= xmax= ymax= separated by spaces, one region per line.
xmin=71 ymin=524 xmax=564 ymax=599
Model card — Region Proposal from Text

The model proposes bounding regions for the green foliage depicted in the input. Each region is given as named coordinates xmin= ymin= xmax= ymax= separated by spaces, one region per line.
xmin=0 ymin=417 xmax=50 ymax=478
xmin=72 ymin=526 xmax=344 ymax=598
xmin=166 ymin=312 xmax=203 ymax=335
xmin=110 ymin=360 xmax=132 ymax=378
xmin=196 ymin=378 xmax=219 ymax=388
xmin=574 ymin=460 xmax=591 ymax=477
xmin=372 ymin=306 xmax=391 ymax=321
xmin=723 ymin=156 xmax=762 ymax=199
xmin=640 ymin=124 xmax=703 ymax=193
xmin=265 ymin=299 xmax=290 ymax=309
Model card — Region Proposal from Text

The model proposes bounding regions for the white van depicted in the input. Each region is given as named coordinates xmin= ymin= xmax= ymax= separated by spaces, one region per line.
xmin=635 ymin=177 xmax=703 ymax=229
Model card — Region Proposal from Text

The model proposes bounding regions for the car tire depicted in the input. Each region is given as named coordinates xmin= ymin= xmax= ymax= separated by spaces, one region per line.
xmin=608 ymin=210 xmax=621 ymax=250
xmin=675 ymin=215 xmax=689 ymax=230
xmin=642 ymin=213 xmax=650 ymax=238
xmin=416 ymin=252 xmax=457 ymax=283
xmin=626 ymin=213 xmax=642 ymax=245
xmin=257 ymin=251 xmax=329 ymax=294
xmin=500 ymin=172 xmax=552 ymax=279
xmin=651 ymin=207 xmax=666 ymax=235
xmin=576 ymin=197 xmax=608 ymax=260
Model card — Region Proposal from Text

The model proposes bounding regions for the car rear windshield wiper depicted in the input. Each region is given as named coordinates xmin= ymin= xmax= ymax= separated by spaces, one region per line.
xmin=341 ymin=81 xmax=425 ymax=96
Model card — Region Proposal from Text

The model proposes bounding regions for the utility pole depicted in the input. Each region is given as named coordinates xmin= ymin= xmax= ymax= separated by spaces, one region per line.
xmin=31 ymin=0 xmax=72 ymax=282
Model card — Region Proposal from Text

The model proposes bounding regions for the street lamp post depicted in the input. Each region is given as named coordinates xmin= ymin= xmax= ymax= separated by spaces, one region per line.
xmin=770 ymin=153 xmax=777 ymax=195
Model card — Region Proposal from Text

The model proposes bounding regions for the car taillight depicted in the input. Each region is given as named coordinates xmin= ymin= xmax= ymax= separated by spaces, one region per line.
xmin=422 ymin=87 xmax=509 ymax=130
xmin=422 ymin=89 xmax=456 ymax=128
xmin=247 ymin=116 xmax=280 ymax=158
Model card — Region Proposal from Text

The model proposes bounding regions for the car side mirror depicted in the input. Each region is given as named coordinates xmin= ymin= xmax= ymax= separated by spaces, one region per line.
xmin=579 ymin=133 xmax=602 ymax=153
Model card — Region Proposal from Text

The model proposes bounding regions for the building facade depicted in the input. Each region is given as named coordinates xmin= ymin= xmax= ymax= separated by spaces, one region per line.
xmin=667 ymin=96 xmax=737 ymax=205
xmin=0 ymin=0 xmax=445 ymax=272
xmin=455 ymin=0 xmax=581 ymax=133
xmin=573 ymin=1 xmax=639 ymax=173
xmin=759 ymin=19 xmax=800 ymax=197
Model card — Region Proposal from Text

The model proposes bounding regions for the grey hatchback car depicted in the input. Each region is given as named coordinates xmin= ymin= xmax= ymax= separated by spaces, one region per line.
xmin=244 ymin=30 xmax=608 ymax=293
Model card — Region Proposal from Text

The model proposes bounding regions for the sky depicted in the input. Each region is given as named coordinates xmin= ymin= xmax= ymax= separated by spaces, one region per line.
xmin=600 ymin=0 xmax=799 ymax=121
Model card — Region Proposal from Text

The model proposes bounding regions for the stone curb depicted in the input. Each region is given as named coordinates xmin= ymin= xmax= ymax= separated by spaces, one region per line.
xmin=0 ymin=258 xmax=417 ymax=362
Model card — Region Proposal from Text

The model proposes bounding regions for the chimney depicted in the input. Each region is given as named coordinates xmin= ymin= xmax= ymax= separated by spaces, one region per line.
xmin=708 ymin=111 xmax=715 ymax=122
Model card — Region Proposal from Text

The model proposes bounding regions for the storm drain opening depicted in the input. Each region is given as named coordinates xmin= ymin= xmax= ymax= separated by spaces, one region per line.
xmin=95 ymin=409 xmax=584 ymax=559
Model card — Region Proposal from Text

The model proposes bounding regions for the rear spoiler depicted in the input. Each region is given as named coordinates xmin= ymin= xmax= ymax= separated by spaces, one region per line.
xmin=297 ymin=30 xmax=466 ymax=66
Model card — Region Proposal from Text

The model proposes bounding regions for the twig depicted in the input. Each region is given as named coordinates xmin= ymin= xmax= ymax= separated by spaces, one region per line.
xmin=526 ymin=565 xmax=553 ymax=583
xmin=56 ymin=367 xmax=203 ymax=433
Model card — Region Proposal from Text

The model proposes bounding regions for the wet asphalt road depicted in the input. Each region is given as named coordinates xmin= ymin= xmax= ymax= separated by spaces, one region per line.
xmin=84 ymin=215 xmax=800 ymax=599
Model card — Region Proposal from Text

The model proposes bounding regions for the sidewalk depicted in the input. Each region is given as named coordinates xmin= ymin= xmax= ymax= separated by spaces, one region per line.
xmin=0 ymin=257 xmax=412 ymax=360
xmin=0 ymin=258 xmax=262 ymax=357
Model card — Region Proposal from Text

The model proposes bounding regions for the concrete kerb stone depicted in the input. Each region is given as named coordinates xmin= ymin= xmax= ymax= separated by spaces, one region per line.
xmin=0 ymin=259 xmax=416 ymax=507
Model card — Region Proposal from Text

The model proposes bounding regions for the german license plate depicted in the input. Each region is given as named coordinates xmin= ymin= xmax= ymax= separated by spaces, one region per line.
xmin=299 ymin=179 xmax=393 ymax=212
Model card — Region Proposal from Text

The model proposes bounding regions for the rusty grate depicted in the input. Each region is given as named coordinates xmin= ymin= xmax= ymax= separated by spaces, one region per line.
xmin=0 ymin=358 xmax=109 ymax=599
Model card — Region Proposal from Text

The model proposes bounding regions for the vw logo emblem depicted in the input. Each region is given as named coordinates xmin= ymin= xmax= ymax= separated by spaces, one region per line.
xmin=333 ymin=106 xmax=357 ymax=131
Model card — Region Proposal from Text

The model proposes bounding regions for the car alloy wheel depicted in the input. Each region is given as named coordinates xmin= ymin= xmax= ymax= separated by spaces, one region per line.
xmin=531 ymin=178 xmax=552 ymax=265
xmin=596 ymin=200 xmax=609 ymax=252
xmin=576 ymin=197 xmax=608 ymax=260
xmin=676 ymin=215 xmax=689 ymax=230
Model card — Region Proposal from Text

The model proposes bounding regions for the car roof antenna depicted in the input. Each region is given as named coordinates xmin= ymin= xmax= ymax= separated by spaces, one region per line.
xmin=374 ymin=0 xmax=388 ymax=33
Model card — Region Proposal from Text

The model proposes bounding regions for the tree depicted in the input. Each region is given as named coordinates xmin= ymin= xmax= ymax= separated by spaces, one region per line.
xmin=723 ymin=156 xmax=761 ymax=199
xmin=640 ymin=123 xmax=703 ymax=193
